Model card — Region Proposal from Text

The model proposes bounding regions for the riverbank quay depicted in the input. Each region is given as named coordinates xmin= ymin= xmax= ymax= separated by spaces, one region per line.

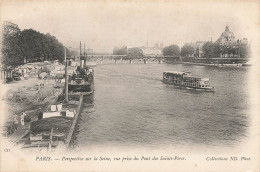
xmin=1 ymin=78 xmax=64 ymax=143
xmin=1 ymin=60 xmax=85 ymax=152
xmin=165 ymin=60 xmax=250 ymax=68
xmin=181 ymin=61 xmax=244 ymax=67
xmin=164 ymin=56 xmax=250 ymax=67
xmin=1 ymin=62 xmax=64 ymax=141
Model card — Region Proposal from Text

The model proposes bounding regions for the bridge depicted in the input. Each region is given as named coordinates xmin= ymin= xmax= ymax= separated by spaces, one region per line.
xmin=87 ymin=54 xmax=170 ymax=64
xmin=86 ymin=55 xmax=248 ymax=65
xmin=82 ymin=54 xmax=248 ymax=65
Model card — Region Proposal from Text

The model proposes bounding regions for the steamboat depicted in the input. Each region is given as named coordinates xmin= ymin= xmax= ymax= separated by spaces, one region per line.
xmin=163 ymin=71 xmax=215 ymax=91
xmin=68 ymin=66 xmax=93 ymax=94
xmin=68 ymin=42 xmax=94 ymax=95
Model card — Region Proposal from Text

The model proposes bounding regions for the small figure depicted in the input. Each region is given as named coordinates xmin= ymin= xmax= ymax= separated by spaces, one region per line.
xmin=20 ymin=111 xmax=26 ymax=126
xmin=13 ymin=114 xmax=19 ymax=130
xmin=38 ymin=108 xmax=43 ymax=120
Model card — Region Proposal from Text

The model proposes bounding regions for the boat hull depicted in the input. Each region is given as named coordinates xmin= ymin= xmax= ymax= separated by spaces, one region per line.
xmin=162 ymin=80 xmax=215 ymax=92
xmin=68 ymin=82 xmax=93 ymax=93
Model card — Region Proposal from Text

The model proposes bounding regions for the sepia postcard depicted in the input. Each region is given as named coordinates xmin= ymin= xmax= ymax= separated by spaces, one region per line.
xmin=0 ymin=0 xmax=259 ymax=171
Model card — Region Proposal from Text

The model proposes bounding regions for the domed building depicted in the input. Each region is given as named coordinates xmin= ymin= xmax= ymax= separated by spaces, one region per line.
xmin=216 ymin=25 xmax=236 ymax=45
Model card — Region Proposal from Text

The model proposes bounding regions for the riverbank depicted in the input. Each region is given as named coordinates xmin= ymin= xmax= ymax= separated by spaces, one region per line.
xmin=181 ymin=61 xmax=244 ymax=67
xmin=1 ymin=61 xmax=65 ymax=141
xmin=1 ymin=60 xmax=88 ymax=152
xmin=1 ymin=76 xmax=64 ymax=141
xmin=165 ymin=61 xmax=250 ymax=68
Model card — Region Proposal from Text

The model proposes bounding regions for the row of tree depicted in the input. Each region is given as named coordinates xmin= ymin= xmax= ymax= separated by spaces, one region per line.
xmin=113 ymin=44 xmax=181 ymax=58
xmin=113 ymin=46 xmax=144 ymax=59
xmin=162 ymin=45 xmax=180 ymax=57
xmin=2 ymin=23 xmax=76 ymax=68
xmin=113 ymin=46 xmax=127 ymax=55
xmin=162 ymin=42 xmax=249 ymax=58
xmin=201 ymin=42 xmax=248 ymax=58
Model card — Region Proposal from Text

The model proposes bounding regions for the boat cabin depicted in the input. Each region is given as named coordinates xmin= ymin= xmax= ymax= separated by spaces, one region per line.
xmin=163 ymin=71 xmax=189 ymax=84
xmin=163 ymin=71 xmax=186 ymax=79
xmin=183 ymin=75 xmax=210 ymax=88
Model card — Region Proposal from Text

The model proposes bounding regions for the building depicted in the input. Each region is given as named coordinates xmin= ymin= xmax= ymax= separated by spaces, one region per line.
xmin=182 ymin=25 xmax=249 ymax=59
xmin=194 ymin=41 xmax=206 ymax=57
xmin=1 ymin=67 xmax=13 ymax=83
xmin=241 ymin=38 xmax=248 ymax=45
xmin=215 ymin=26 xmax=249 ymax=58
xmin=140 ymin=43 xmax=163 ymax=56
xmin=215 ymin=25 xmax=236 ymax=45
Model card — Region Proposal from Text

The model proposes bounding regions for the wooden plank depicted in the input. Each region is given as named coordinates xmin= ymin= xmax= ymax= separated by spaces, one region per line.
xmin=9 ymin=129 xmax=30 ymax=143
xmin=65 ymin=93 xmax=83 ymax=148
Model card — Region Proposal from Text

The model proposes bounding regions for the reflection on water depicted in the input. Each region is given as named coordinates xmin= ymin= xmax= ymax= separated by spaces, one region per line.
xmin=73 ymin=62 xmax=249 ymax=150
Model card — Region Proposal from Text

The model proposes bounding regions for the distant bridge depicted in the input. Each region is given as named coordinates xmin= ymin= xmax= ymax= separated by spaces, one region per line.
xmin=86 ymin=55 xmax=248 ymax=65
xmin=88 ymin=54 xmax=126 ymax=59
xmin=87 ymin=54 xmax=170 ymax=64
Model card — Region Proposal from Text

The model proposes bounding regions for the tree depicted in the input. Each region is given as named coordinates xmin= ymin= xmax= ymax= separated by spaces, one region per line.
xmin=194 ymin=48 xmax=200 ymax=57
xmin=1 ymin=25 xmax=24 ymax=68
xmin=113 ymin=46 xmax=127 ymax=55
xmin=127 ymin=47 xmax=143 ymax=59
xmin=180 ymin=45 xmax=195 ymax=57
xmin=2 ymin=23 xmax=70 ymax=68
xmin=202 ymin=42 xmax=214 ymax=58
xmin=19 ymin=29 xmax=65 ymax=62
xmin=238 ymin=44 xmax=248 ymax=58
xmin=163 ymin=44 xmax=180 ymax=56
xmin=212 ymin=43 xmax=222 ymax=58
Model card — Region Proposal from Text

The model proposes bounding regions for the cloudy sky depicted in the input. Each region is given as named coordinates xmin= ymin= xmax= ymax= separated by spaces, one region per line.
xmin=1 ymin=0 xmax=258 ymax=53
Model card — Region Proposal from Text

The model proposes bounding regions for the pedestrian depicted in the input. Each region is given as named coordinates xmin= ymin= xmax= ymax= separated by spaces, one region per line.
xmin=38 ymin=108 xmax=43 ymax=120
xmin=20 ymin=111 xmax=26 ymax=126
xmin=13 ymin=114 xmax=19 ymax=130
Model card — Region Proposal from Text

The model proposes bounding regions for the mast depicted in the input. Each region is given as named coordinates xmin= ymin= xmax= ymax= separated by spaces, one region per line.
xmin=80 ymin=41 xmax=82 ymax=56
xmin=65 ymin=47 xmax=68 ymax=102
xmin=84 ymin=43 xmax=87 ymax=67
xmin=80 ymin=41 xmax=84 ymax=69
xmin=84 ymin=42 xmax=85 ymax=57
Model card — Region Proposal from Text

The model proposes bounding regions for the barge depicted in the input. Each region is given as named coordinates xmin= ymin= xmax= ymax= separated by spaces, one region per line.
xmin=19 ymin=93 xmax=83 ymax=152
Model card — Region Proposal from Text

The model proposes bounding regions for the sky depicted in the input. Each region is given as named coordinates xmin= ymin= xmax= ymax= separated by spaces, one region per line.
xmin=1 ymin=0 xmax=258 ymax=53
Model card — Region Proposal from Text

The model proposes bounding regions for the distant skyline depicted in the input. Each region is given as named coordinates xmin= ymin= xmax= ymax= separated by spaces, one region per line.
xmin=1 ymin=1 xmax=257 ymax=53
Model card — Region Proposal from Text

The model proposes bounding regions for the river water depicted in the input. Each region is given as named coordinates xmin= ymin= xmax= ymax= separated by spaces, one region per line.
xmin=73 ymin=60 xmax=250 ymax=151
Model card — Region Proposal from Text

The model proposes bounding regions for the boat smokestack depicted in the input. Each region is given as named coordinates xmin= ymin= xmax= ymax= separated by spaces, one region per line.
xmin=80 ymin=60 xmax=84 ymax=69
xmin=84 ymin=43 xmax=87 ymax=68
xmin=79 ymin=41 xmax=84 ymax=69
xmin=80 ymin=41 xmax=81 ymax=58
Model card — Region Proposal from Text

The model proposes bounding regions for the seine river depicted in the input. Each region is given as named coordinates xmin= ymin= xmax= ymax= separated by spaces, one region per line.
xmin=73 ymin=60 xmax=250 ymax=151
